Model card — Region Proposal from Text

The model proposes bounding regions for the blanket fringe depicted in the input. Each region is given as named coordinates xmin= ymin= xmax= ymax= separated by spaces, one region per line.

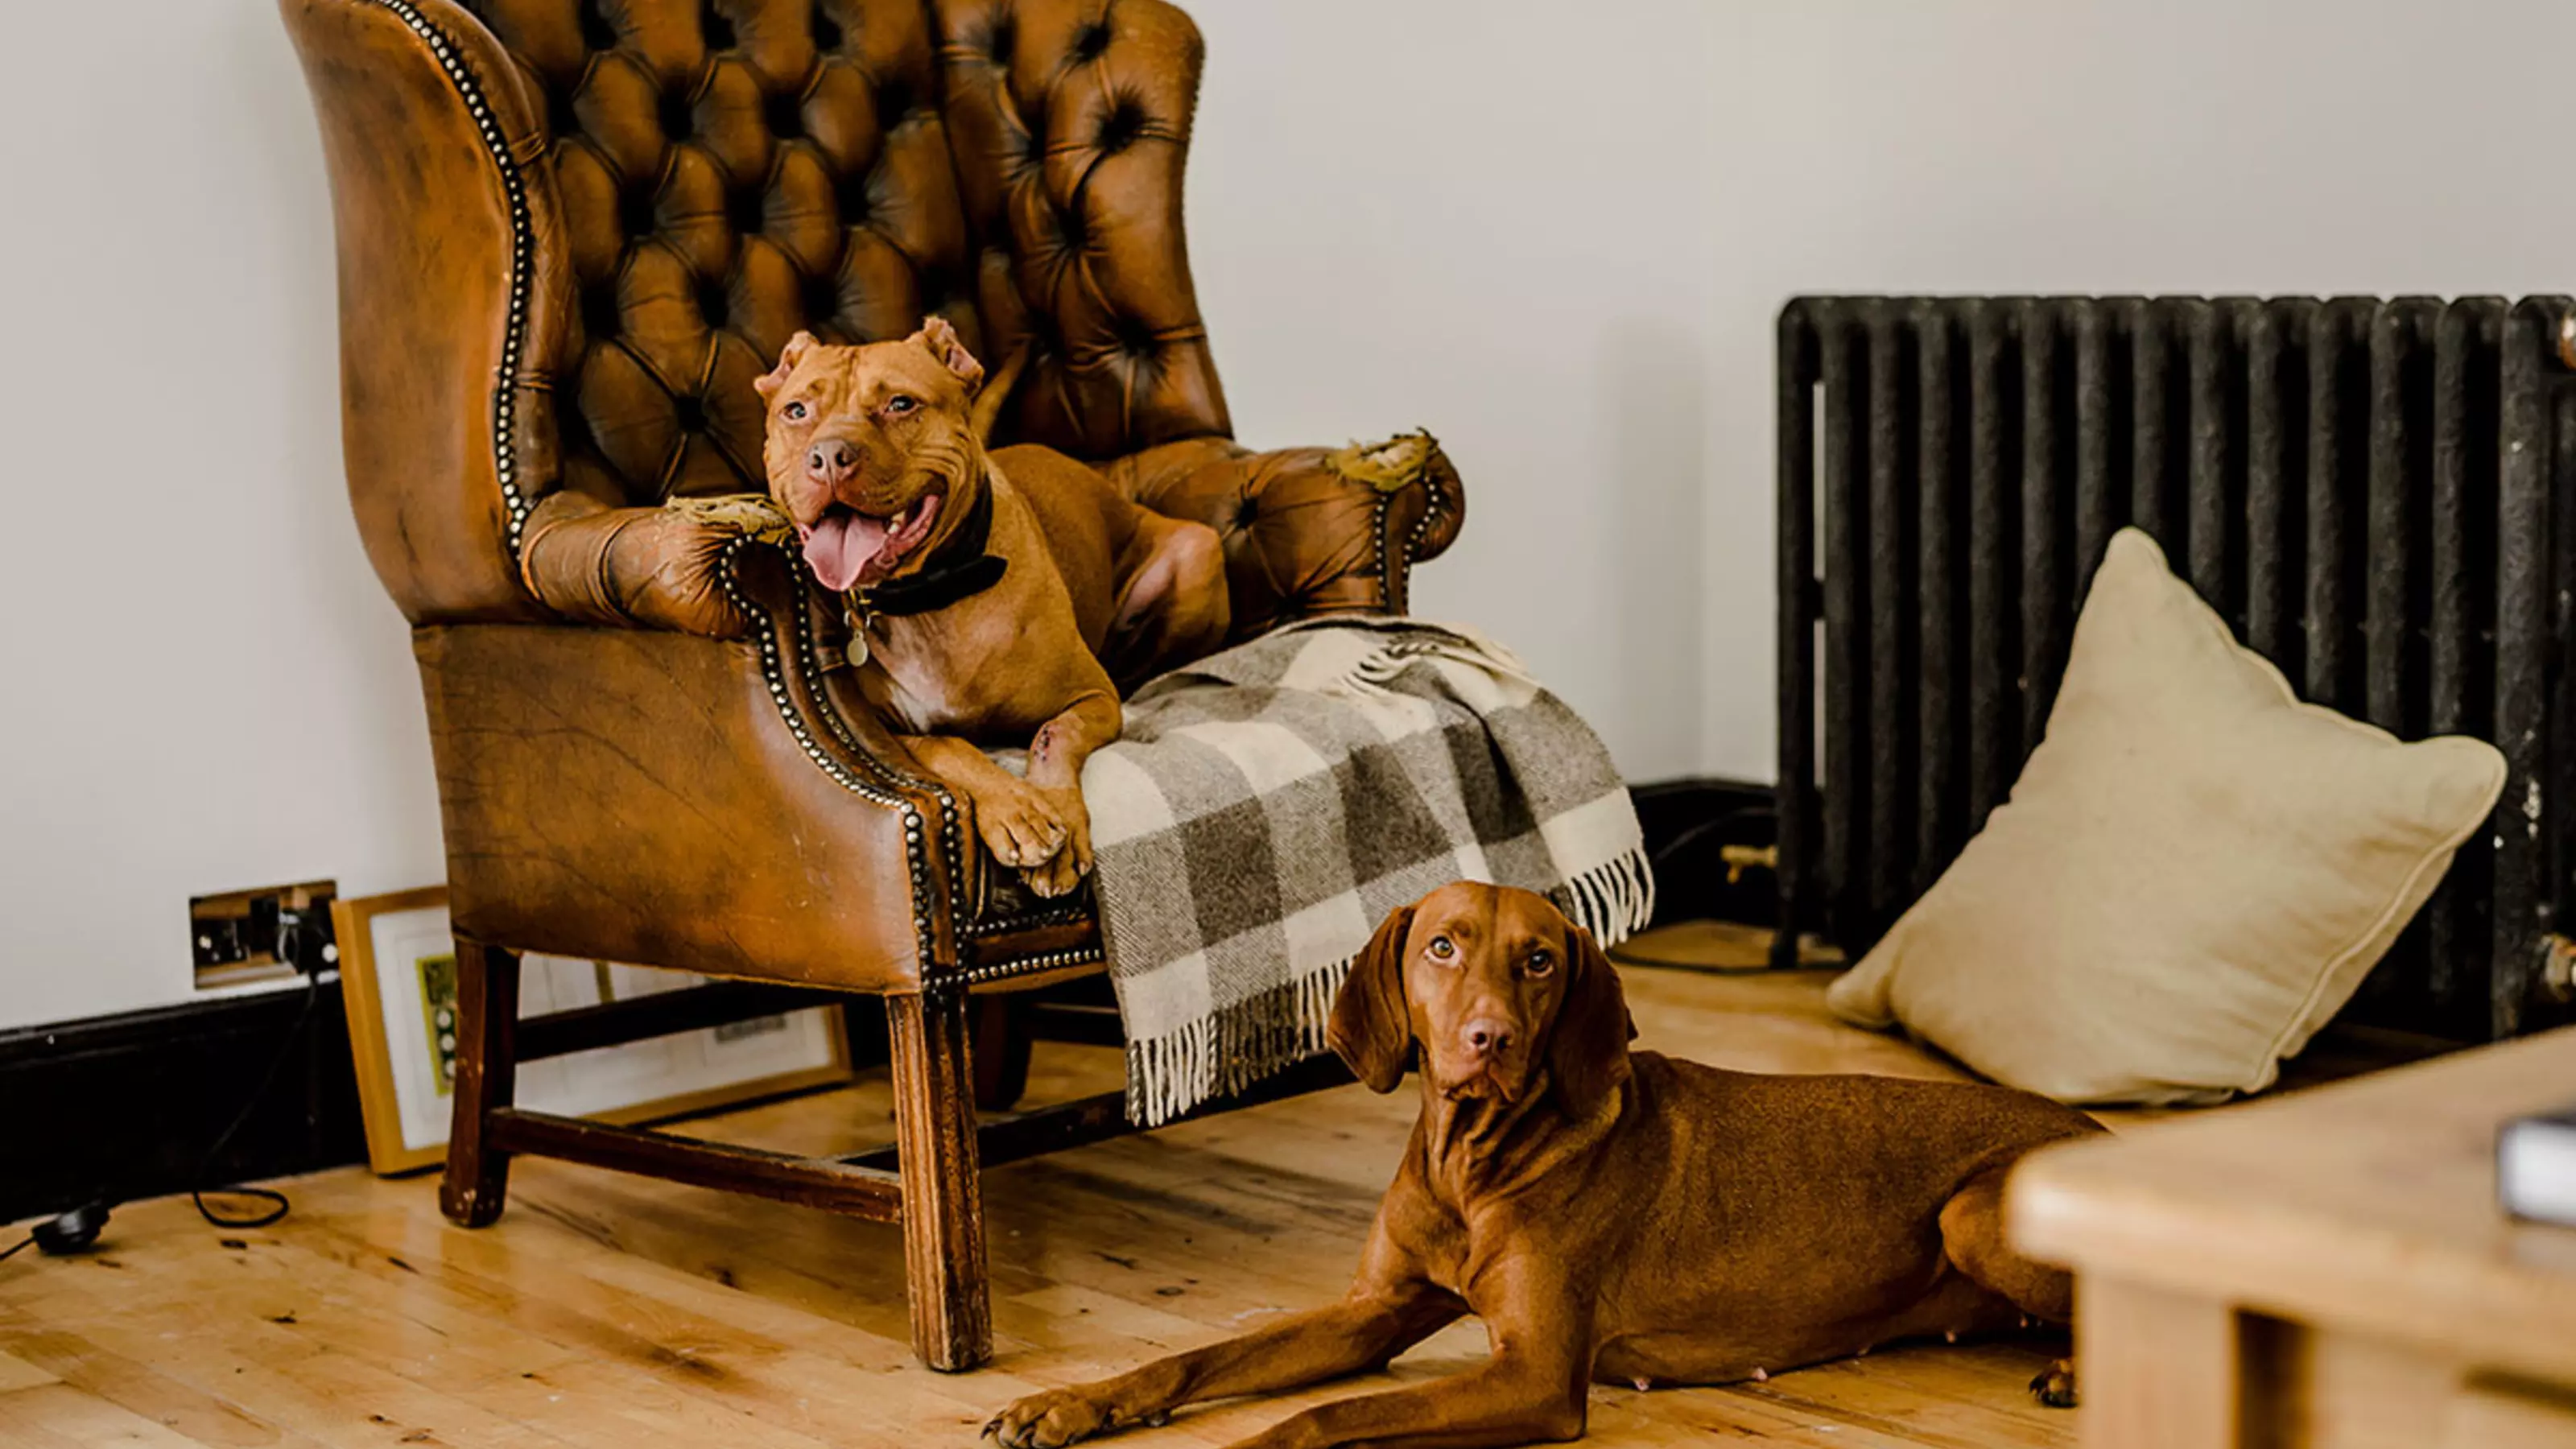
xmin=1124 ymin=956 xmax=1350 ymax=1128
xmin=1343 ymin=630 xmax=1540 ymax=694
xmin=1121 ymin=844 xmax=1657 ymax=1126
xmin=1558 ymin=843 xmax=1657 ymax=945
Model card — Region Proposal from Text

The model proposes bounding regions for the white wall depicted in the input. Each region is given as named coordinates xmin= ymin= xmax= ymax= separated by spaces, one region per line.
xmin=1689 ymin=0 xmax=2576 ymax=784
xmin=1179 ymin=0 xmax=1718 ymax=784
xmin=10 ymin=0 xmax=2576 ymax=1030
xmin=0 ymin=1 xmax=444 ymax=1033
xmin=1182 ymin=0 xmax=2576 ymax=793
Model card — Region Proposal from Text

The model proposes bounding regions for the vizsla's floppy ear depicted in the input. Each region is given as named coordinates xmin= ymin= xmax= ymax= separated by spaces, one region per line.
xmin=755 ymin=331 xmax=817 ymax=399
xmin=1547 ymin=919 xmax=1635 ymax=1119
xmin=913 ymin=316 xmax=985 ymax=394
xmin=1327 ymin=905 xmax=1417 ymax=1093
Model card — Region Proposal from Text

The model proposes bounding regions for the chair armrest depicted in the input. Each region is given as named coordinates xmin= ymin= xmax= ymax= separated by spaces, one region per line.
xmin=1102 ymin=431 xmax=1466 ymax=640
xmin=510 ymin=504 xmax=998 ymax=919
xmin=417 ymin=546 xmax=972 ymax=989
xmin=518 ymin=491 xmax=759 ymax=637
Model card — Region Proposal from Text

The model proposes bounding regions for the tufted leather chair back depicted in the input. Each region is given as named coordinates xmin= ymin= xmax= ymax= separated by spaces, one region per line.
xmin=418 ymin=0 xmax=1229 ymax=576
xmin=291 ymin=0 xmax=1456 ymax=637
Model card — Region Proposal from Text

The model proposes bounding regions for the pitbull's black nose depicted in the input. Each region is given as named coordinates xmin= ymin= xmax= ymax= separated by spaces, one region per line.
xmin=806 ymin=438 xmax=861 ymax=487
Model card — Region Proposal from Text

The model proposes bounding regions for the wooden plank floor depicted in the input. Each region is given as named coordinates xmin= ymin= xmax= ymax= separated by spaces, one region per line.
xmin=0 ymin=925 xmax=2095 ymax=1447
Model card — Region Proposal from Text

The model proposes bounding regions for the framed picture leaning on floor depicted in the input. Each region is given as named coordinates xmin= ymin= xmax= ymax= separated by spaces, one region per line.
xmin=329 ymin=886 xmax=852 ymax=1174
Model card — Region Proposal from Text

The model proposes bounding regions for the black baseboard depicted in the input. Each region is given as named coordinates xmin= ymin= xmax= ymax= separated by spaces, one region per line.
xmin=0 ymin=775 xmax=1777 ymax=1228
xmin=0 ymin=977 xmax=892 ymax=1230
xmin=1629 ymin=775 xmax=1779 ymax=928
xmin=0 ymin=977 xmax=369 ymax=1227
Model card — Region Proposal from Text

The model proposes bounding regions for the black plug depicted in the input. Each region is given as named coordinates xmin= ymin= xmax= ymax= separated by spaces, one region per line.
xmin=270 ymin=905 xmax=338 ymax=980
xmin=31 ymin=1200 xmax=109 ymax=1255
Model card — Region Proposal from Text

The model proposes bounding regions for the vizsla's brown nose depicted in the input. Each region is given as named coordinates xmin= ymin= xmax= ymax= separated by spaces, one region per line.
xmin=1460 ymin=1018 xmax=1514 ymax=1061
xmin=806 ymin=437 xmax=861 ymax=489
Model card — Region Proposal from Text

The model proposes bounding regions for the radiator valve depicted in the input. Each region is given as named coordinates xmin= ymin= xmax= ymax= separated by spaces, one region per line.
xmin=1720 ymin=844 xmax=1779 ymax=886
xmin=2545 ymin=933 xmax=2576 ymax=1002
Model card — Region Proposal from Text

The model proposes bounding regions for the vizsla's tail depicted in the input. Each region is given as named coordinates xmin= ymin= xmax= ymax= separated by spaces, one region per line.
xmin=972 ymin=340 xmax=1031 ymax=444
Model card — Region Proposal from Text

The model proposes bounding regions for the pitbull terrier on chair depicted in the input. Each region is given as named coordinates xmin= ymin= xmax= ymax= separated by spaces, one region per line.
xmin=759 ymin=319 xmax=1228 ymax=898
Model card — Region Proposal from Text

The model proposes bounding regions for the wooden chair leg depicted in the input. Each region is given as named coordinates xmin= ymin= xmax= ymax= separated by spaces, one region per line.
xmin=439 ymin=940 xmax=519 ymax=1228
xmin=887 ymin=989 xmax=993 ymax=1372
xmin=971 ymin=993 xmax=1034 ymax=1113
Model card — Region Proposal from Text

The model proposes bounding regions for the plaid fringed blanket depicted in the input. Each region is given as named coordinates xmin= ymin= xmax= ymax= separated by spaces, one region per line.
xmin=1076 ymin=617 xmax=1653 ymax=1125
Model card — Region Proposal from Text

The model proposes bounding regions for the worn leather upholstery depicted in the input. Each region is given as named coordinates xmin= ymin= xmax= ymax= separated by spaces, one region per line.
xmin=419 ymin=547 xmax=968 ymax=981
xmin=518 ymin=489 xmax=757 ymax=635
xmin=1107 ymin=436 xmax=1466 ymax=642
xmin=283 ymin=0 xmax=1463 ymax=992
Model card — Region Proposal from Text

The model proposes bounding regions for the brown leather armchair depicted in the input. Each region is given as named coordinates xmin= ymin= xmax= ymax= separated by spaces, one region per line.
xmin=281 ymin=0 xmax=1462 ymax=1372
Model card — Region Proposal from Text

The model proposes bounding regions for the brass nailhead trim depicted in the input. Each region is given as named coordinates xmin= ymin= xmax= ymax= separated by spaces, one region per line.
xmin=775 ymin=568 xmax=970 ymax=960
xmin=1376 ymin=450 xmax=1452 ymax=613
xmin=717 ymin=539 xmax=947 ymax=975
xmin=1408 ymin=462 xmax=1450 ymax=560
xmin=959 ymin=902 xmax=1092 ymax=939
xmin=364 ymin=0 xmax=537 ymax=559
xmin=948 ymin=942 xmax=1107 ymax=988
xmin=1373 ymin=492 xmax=1397 ymax=608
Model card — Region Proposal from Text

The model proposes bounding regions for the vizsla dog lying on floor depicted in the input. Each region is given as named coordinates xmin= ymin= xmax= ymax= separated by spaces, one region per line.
xmin=988 ymin=881 xmax=2103 ymax=1447
xmin=758 ymin=320 xmax=1228 ymax=897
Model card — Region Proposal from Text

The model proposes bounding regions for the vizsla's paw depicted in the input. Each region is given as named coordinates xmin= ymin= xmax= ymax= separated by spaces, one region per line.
xmin=972 ymin=781 xmax=1071 ymax=870
xmin=984 ymin=1387 xmax=1115 ymax=1447
xmin=2029 ymin=1359 xmax=2078 ymax=1409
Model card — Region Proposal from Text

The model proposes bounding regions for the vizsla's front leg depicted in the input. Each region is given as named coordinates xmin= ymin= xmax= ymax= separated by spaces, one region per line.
xmin=987 ymin=1287 xmax=1461 ymax=1449
xmin=1230 ymin=1353 xmax=1590 ymax=1449
xmin=1016 ymin=689 xmax=1119 ymax=898
xmin=1230 ymin=1255 xmax=1595 ymax=1449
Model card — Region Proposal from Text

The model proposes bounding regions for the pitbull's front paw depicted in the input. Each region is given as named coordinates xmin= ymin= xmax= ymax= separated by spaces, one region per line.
xmin=1018 ymin=788 xmax=1094 ymax=898
xmin=1021 ymin=856 xmax=1082 ymax=899
xmin=972 ymin=779 xmax=1070 ymax=870
xmin=984 ymin=1386 xmax=1121 ymax=1447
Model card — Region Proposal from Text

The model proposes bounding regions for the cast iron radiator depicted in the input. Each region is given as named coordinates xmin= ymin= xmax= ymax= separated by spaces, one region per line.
xmin=1774 ymin=295 xmax=2576 ymax=1041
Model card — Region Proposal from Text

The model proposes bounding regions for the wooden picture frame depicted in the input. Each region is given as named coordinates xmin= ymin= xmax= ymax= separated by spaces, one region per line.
xmin=331 ymin=887 xmax=852 ymax=1174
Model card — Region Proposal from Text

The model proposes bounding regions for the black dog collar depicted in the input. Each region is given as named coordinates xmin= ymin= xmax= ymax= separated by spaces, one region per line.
xmin=852 ymin=472 xmax=1008 ymax=619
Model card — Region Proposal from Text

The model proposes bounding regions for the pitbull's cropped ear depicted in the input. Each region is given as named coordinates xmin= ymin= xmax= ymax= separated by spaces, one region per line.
xmin=1547 ymin=919 xmax=1635 ymax=1120
xmin=756 ymin=332 xmax=817 ymax=399
xmin=914 ymin=316 xmax=985 ymax=394
xmin=1327 ymin=904 xmax=1416 ymax=1093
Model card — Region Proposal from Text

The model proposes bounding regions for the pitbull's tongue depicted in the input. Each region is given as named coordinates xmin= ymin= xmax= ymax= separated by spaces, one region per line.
xmin=802 ymin=511 xmax=890 ymax=593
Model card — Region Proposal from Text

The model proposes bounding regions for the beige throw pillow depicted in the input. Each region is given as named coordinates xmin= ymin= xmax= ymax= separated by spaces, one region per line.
xmin=1824 ymin=527 xmax=2505 ymax=1104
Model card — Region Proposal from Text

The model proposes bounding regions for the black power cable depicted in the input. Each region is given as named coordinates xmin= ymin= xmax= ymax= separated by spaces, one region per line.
xmin=187 ymin=963 xmax=321 ymax=1231
xmin=6 ymin=911 xmax=330 ymax=1261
